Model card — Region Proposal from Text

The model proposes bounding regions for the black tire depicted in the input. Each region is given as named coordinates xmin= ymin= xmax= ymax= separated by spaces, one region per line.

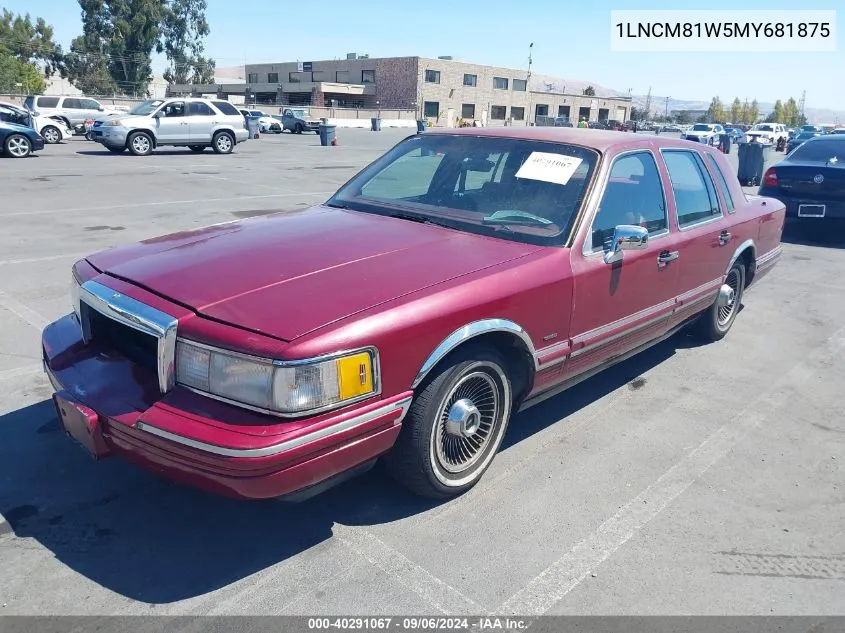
xmin=127 ymin=131 xmax=153 ymax=156
xmin=188 ymin=145 xmax=206 ymax=152
xmin=85 ymin=132 xmax=95 ymax=141
xmin=212 ymin=131 xmax=234 ymax=154
xmin=384 ymin=346 xmax=513 ymax=498
xmin=41 ymin=125 xmax=62 ymax=144
xmin=294 ymin=123 xmax=303 ymax=134
xmin=106 ymin=146 xmax=125 ymax=154
xmin=4 ymin=133 xmax=31 ymax=158
xmin=692 ymin=259 xmax=746 ymax=342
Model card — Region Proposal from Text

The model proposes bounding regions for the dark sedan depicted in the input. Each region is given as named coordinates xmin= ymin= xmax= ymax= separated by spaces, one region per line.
xmin=0 ymin=121 xmax=45 ymax=158
xmin=759 ymin=135 xmax=845 ymax=223
xmin=786 ymin=131 xmax=822 ymax=154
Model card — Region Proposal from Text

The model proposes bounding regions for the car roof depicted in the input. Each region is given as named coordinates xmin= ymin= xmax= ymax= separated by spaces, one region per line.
xmin=423 ymin=126 xmax=719 ymax=153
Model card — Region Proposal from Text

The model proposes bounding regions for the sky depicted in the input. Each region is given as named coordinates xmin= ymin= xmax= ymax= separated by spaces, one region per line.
xmin=3 ymin=0 xmax=842 ymax=108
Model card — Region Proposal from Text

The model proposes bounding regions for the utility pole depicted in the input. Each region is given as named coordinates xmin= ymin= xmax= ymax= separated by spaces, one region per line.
xmin=798 ymin=90 xmax=806 ymax=120
xmin=665 ymin=96 xmax=670 ymax=118
xmin=643 ymin=86 xmax=652 ymax=121
xmin=526 ymin=42 xmax=534 ymax=125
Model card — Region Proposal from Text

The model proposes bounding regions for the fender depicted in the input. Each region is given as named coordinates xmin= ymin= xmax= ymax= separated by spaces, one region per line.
xmin=411 ymin=319 xmax=538 ymax=389
xmin=725 ymin=238 xmax=756 ymax=277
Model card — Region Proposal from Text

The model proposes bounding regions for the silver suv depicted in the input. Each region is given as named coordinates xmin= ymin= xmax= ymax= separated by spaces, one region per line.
xmin=23 ymin=95 xmax=120 ymax=134
xmin=91 ymin=97 xmax=249 ymax=155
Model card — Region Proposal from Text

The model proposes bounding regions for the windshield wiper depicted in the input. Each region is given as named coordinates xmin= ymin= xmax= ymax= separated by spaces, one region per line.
xmin=386 ymin=211 xmax=454 ymax=230
xmin=482 ymin=210 xmax=554 ymax=227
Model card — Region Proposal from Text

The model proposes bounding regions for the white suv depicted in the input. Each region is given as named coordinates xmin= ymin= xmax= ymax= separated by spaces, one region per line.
xmin=746 ymin=123 xmax=788 ymax=146
xmin=91 ymin=97 xmax=249 ymax=156
xmin=23 ymin=95 xmax=120 ymax=134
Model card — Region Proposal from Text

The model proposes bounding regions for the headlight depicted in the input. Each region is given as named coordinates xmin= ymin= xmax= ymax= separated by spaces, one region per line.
xmin=175 ymin=340 xmax=379 ymax=416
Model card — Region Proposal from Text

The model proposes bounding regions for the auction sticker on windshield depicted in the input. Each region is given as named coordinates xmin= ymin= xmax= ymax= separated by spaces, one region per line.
xmin=515 ymin=152 xmax=584 ymax=186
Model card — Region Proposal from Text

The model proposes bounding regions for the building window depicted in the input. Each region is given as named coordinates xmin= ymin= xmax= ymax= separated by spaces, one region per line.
xmin=425 ymin=69 xmax=441 ymax=84
xmin=361 ymin=70 xmax=375 ymax=83
xmin=312 ymin=70 xmax=328 ymax=82
xmin=490 ymin=105 xmax=507 ymax=120
xmin=558 ymin=105 xmax=570 ymax=118
xmin=535 ymin=104 xmax=549 ymax=117
xmin=510 ymin=106 xmax=525 ymax=120
xmin=423 ymin=101 xmax=440 ymax=118
xmin=463 ymin=74 xmax=477 ymax=87
xmin=493 ymin=77 xmax=508 ymax=90
xmin=336 ymin=70 xmax=349 ymax=83
xmin=289 ymin=72 xmax=303 ymax=83
xmin=267 ymin=72 xmax=278 ymax=83
xmin=247 ymin=73 xmax=258 ymax=83
xmin=513 ymin=79 xmax=527 ymax=91
xmin=461 ymin=103 xmax=475 ymax=119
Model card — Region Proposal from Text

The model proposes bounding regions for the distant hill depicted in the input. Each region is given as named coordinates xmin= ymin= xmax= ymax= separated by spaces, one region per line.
xmin=631 ymin=94 xmax=844 ymax=125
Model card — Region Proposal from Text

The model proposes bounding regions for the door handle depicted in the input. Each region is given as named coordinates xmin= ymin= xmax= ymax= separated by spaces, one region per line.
xmin=718 ymin=230 xmax=731 ymax=245
xmin=657 ymin=250 xmax=680 ymax=264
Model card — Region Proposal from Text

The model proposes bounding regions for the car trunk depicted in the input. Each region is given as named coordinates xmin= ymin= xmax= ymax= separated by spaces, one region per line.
xmin=773 ymin=163 xmax=845 ymax=200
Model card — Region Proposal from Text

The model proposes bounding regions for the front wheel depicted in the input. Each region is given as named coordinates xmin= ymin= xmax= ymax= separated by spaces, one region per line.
xmin=384 ymin=347 xmax=513 ymax=498
xmin=4 ymin=134 xmax=31 ymax=158
xmin=692 ymin=259 xmax=746 ymax=342
xmin=127 ymin=131 xmax=153 ymax=156
xmin=41 ymin=125 xmax=62 ymax=144
xmin=212 ymin=131 xmax=234 ymax=154
xmin=294 ymin=124 xmax=303 ymax=134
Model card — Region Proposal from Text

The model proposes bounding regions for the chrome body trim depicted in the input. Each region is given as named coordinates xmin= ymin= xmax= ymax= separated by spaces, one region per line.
xmin=175 ymin=338 xmax=382 ymax=419
xmin=79 ymin=280 xmax=178 ymax=393
xmin=134 ymin=396 xmax=413 ymax=458
xmin=725 ymin=239 xmax=756 ymax=276
xmin=572 ymin=298 xmax=676 ymax=347
xmin=412 ymin=319 xmax=538 ymax=389
xmin=676 ymin=278 xmax=723 ymax=304
xmin=755 ymin=245 xmax=782 ymax=271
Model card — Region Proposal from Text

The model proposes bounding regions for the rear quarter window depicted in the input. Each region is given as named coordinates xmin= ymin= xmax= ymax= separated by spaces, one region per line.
xmin=212 ymin=101 xmax=241 ymax=116
xmin=705 ymin=154 xmax=735 ymax=213
xmin=36 ymin=96 xmax=59 ymax=108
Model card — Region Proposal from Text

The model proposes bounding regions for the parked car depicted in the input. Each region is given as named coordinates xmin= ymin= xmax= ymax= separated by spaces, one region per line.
xmin=745 ymin=123 xmax=789 ymax=147
xmin=42 ymin=128 xmax=785 ymax=501
xmin=239 ymin=109 xmax=281 ymax=133
xmin=799 ymin=124 xmax=824 ymax=134
xmin=90 ymin=97 xmax=249 ymax=156
xmin=786 ymin=130 xmax=822 ymax=154
xmin=0 ymin=121 xmax=45 ymax=158
xmin=277 ymin=107 xmax=322 ymax=134
xmin=759 ymin=135 xmax=845 ymax=224
xmin=830 ymin=128 xmax=845 ymax=135
xmin=22 ymin=95 xmax=122 ymax=135
xmin=0 ymin=102 xmax=71 ymax=144
xmin=724 ymin=127 xmax=744 ymax=142
xmin=682 ymin=123 xmax=724 ymax=145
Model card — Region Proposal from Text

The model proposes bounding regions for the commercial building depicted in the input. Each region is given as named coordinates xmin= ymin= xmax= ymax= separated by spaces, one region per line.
xmin=169 ymin=55 xmax=633 ymax=125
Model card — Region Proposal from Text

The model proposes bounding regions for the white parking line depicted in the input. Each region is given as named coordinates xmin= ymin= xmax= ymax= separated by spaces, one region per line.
xmin=0 ymin=253 xmax=85 ymax=266
xmin=0 ymin=191 xmax=334 ymax=218
xmin=0 ymin=292 xmax=50 ymax=330
xmin=495 ymin=324 xmax=845 ymax=617
xmin=333 ymin=525 xmax=485 ymax=614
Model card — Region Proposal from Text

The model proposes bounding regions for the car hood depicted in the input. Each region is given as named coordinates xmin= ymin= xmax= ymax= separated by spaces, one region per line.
xmin=0 ymin=121 xmax=36 ymax=133
xmin=87 ymin=205 xmax=542 ymax=341
xmin=687 ymin=129 xmax=715 ymax=135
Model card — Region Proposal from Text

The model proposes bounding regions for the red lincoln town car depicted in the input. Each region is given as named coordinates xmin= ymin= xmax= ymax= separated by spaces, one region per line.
xmin=42 ymin=128 xmax=785 ymax=501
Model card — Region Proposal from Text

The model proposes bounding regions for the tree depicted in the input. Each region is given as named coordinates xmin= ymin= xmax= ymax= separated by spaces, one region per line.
xmin=0 ymin=10 xmax=65 ymax=76
xmin=740 ymin=99 xmax=750 ymax=124
xmin=159 ymin=0 xmax=215 ymax=84
xmin=630 ymin=105 xmax=644 ymax=121
xmin=766 ymin=99 xmax=785 ymax=123
xmin=783 ymin=97 xmax=800 ymax=127
xmin=73 ymin=0 xmax=168 ymax=97
xmin=64 ymin=33 xmax=119 ymax=95
xmin=730 ymin=98 xmax=742 ymax=124
xmin=0 ymin=43 xmax=45 ymax=93
xmin=582 ymin=85 xmax=595 ymax=96
xmin=748 ymin=99 xmax=760 ymax=124
xmin=675 ymin=110 xmax=693 ymax=124
xmin=706 ymin=96 xmax=725 ymax=122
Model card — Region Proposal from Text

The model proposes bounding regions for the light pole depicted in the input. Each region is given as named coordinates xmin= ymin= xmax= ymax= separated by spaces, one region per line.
xmin=665 ymin=96 xmax=671 ymax=119
xmin=526 ymin=43 xmax=533 ymax=126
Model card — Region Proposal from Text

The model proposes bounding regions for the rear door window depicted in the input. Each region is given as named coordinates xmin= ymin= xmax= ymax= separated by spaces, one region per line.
xmin=661 ymin=150 xmax=723 ymax=227
xmin=63 ymin=98 xmax=83 ymax=109
xmin=188 ymin=102 xmax=215 ymax=116
xmin=705 ymin=154 xmax=735 ymax=213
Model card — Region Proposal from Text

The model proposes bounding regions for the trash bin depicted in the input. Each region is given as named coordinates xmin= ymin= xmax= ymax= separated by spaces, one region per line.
xmin=371 ymin=117 xmax=382 ymax=132
xmin=319 ymin=123 xmax=337 ymax=146
xmin=416 ymin=119 xmax=426 ymax=133
xmin=737 ymin=141 xmax=768 ymax=187
xmin=722 ymin=134 xmax=732 ymax=154
xmin=246 ymin=116 xmax=260 ymax=139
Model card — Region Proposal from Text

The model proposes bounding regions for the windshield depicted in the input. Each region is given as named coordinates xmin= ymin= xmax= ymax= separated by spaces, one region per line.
xmin=249 ymin=110 xmax=264 ymax=116
xmin=289 ymin=109 xmax=309 ymax=118
xmin=788 ymin=139 xmax=844 ymax=163
xmin=129 ymin=100 xmax=164 ymax=116
xmin=691 ymin=124 xmax=712 ymax=131
xmin=751 ymin=124 xmax=775 ymax=132
xmin=328 ymin=134 xmax=599 ymax=245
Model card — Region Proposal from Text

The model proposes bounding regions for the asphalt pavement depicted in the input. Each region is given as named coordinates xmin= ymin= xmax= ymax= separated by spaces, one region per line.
xmin=0 ymin=129 xmax=843 ymax=617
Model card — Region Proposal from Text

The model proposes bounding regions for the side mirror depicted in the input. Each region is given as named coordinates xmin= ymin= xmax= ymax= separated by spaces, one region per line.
xmin=98 ymin=106 xmax=105 ymax=111
xmin=604 ymin=224 xmax=649 ymax=265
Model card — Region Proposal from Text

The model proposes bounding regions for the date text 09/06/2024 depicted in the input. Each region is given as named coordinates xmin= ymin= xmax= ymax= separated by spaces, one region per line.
xmin=307 ymin=617 xmax=529 ymax=630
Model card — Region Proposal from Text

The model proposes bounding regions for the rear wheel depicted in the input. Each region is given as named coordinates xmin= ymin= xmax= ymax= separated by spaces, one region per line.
xmin=384 ymin=346 xmax=513 ymax=498
xmin=692 ymin=259 xmax=746 ymax=342
xmin=127 ymin=131 xmax=153 ymax=156
xmin=188 ymin=145 xmax=206 ymax=152
xmin=41 ymin=125 xmax=61 ymax=144
xmin=4 ymin=134 xmax=31 ymax=158
xmin=294 ymin=123 xmax=303 ymax=134
xmin=212 ymin=131 xmax=234 ymax=154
